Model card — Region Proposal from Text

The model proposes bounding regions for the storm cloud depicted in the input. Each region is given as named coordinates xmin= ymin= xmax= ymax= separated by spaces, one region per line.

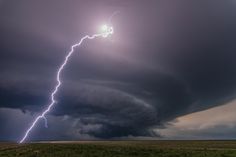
xmin=1 ymin=0 xmax=236 ymax=141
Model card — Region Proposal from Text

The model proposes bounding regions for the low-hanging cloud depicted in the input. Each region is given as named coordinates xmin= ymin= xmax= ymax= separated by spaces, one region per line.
xmin=1 ymin=0 xmax=236 ymax=140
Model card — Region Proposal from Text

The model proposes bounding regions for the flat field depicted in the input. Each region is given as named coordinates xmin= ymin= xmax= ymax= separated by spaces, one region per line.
xmin=1 ymin=141 xmax=236 ymax=157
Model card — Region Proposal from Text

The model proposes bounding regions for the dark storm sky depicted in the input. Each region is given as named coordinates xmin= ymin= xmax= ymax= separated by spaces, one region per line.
xmin=1 ymin=0 xmax=236 ymax=141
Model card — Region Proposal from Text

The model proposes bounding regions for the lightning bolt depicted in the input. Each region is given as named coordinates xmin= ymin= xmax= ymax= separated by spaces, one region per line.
xmin=19 ymin=26 xmax=113 ymax=143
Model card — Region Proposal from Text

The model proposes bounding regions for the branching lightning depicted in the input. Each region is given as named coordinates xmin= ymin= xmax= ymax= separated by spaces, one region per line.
xmin=19 ymin=26 xmax=113 ymax=143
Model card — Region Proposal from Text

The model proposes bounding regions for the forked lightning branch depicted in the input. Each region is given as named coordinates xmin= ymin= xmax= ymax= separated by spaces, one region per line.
xmin=19 ymin=25 xmax=113 ymax=143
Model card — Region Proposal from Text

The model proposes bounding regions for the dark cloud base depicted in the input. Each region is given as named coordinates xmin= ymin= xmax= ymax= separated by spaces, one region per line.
xmin=1 ymin=0 xmax=236 ymax=141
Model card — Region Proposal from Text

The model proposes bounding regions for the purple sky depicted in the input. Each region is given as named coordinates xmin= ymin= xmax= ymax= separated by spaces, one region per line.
xmin=1 ymin=0 xmax=236 ymax=141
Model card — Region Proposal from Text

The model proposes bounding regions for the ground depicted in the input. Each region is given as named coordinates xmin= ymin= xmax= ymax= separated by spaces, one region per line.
xmin=1 ymin=141 xmax=236 ymax=157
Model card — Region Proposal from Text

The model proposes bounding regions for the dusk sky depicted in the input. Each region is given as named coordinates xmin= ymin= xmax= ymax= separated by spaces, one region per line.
xmin=1 ymin=0 xmax=236 ymax=142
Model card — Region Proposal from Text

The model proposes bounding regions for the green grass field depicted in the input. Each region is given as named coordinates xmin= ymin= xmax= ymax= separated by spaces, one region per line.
xmin=1 ymin=141 xmax=236 ymax=157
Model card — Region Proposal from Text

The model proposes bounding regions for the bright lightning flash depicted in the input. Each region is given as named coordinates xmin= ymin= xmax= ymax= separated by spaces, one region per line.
xmin=101 ymin=24 xmax=110 ymax=37
xmin=19 ymin=25 xmax=113 ymax=143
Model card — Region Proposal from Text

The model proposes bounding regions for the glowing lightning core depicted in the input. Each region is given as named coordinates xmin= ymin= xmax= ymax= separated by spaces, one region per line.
xmin=19 ymin=25 xmax=113 ymax=143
